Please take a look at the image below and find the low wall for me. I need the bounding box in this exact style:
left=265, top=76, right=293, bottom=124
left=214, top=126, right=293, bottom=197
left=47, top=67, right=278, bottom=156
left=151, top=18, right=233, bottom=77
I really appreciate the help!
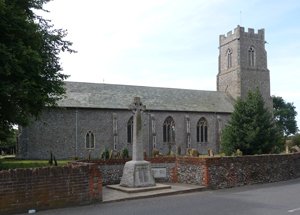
left=91, top=153, right=300, bottom=189
left=89, top=157, right=176, bottom=185
left=2, top=153, right=299, bottom=214
left=0, top=163, right=102, bottom=215
left=205, top=153, right=300, bottom=189
left=175, top=157, right=208, bottom=186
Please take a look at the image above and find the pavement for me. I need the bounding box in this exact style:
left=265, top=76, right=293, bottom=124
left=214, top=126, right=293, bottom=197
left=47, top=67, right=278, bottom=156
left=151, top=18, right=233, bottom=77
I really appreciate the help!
left=103, top=183, right=206, bottom=202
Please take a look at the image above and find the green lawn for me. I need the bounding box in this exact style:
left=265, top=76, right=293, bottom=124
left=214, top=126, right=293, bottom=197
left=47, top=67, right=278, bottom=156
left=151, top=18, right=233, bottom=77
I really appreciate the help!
left=0, top=157, right=71, bottom=170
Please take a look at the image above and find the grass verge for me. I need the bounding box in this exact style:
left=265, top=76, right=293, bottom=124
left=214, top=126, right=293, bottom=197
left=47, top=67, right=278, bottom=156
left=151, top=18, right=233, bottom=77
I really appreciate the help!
left=0, top=157, right=71, bottom=170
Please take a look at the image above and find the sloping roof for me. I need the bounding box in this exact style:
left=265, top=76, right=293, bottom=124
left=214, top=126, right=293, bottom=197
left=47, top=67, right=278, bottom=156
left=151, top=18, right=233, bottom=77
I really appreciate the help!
left=57, top=81, right=235, bottom=113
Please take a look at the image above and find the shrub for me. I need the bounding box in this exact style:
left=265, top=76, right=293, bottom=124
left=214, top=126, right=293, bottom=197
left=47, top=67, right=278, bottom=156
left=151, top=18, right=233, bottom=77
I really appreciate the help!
left=234, top=149, right=243, bottom=156
left=101, top=148, right=110, bottom=160
left=152, top=148, right=160, bottom=157
left=190, top=148, right=199, bottom=157
left=122, top=148, right=129, bottom=159
left=186, top=148, right=192, bottom=156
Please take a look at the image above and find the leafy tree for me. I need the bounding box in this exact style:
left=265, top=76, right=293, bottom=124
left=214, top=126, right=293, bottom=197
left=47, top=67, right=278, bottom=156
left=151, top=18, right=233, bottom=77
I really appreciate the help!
left=272, top=96, right=298, bottom=137
left=221, top=89, right=283, bottom=155
left=0, top=0, right=75, bottom=141
left=292, top=133, right=300, bottom=147
left=0, top=129, right=17, bottom=154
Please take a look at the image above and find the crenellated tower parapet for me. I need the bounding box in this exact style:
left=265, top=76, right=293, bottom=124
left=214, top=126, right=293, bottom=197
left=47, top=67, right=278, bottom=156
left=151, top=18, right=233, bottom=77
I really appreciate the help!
left=219, top=26, right=265, bottom=45
left=217, top=26, right=272, bottom=110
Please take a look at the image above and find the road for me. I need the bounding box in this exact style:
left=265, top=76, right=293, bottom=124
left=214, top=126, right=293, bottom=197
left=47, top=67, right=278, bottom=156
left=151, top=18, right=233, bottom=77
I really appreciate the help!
left=19, top=178, right=300, bottom=215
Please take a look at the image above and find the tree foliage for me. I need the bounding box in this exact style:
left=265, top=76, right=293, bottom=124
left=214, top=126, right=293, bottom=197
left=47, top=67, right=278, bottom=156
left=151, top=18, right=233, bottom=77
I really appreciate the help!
left=291, top=133, right=300, bottom=147
left=221, top=89, right=283, bottom=155
left=0, top=128, right=16, bottom=149
left=0, top=0, right=75, bottom=141
left=272, top=96, right=298, bottom=137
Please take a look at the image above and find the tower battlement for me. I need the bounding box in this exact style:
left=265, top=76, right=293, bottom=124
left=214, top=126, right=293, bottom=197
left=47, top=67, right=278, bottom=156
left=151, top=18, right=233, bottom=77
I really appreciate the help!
left=219, top=26, right=264, bottom=45
left=217, top=26, right=271, bottom=110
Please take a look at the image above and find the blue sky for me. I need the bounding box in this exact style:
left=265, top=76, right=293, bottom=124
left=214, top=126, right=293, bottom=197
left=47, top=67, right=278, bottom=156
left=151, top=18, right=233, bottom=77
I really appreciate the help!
left=42, top=0, right=300, bottom=128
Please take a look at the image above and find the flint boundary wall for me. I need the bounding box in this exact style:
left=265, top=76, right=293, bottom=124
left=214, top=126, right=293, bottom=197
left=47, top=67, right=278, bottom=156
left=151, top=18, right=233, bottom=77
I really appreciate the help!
left=89, top=157, right=177, bottom=185
left=91, top=153, right=300, bottom=188
left=0, top=163, right=102, bottom=215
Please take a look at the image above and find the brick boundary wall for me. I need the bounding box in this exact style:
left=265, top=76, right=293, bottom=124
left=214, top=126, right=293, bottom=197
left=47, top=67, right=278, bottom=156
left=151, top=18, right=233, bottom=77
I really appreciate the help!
left=0, top=163, right=102, bottom=215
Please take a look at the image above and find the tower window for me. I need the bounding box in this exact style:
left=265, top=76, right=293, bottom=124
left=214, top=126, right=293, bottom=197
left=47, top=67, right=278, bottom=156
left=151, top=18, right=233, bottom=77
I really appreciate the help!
left=86, top=131, right=95, bottom=149
left=248, top=46, right=255, bottom=67
left=163, top=116, right=175, bottom=143
left=227, top=49, right=232, bottom=69
left=127, top=116, right=133, bottom=144
left=197, top=118, right=208, bottom=143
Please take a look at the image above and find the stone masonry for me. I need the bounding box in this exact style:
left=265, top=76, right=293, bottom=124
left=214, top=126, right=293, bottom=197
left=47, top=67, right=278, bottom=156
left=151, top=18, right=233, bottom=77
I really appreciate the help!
left=217, top=25, right=272, bottom=109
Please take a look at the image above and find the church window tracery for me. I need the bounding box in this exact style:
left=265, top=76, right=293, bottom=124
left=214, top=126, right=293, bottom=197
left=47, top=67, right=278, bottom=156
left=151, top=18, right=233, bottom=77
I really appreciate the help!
left=85, top=131, right=95, bottom=149
left=163, top=116, right=175, bottom=143
left=197, top=118, right=208, bottom=143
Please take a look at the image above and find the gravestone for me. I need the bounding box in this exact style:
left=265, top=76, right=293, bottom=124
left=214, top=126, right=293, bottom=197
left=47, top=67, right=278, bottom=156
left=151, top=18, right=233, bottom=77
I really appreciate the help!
left=120, top=97, right=156, bottom=187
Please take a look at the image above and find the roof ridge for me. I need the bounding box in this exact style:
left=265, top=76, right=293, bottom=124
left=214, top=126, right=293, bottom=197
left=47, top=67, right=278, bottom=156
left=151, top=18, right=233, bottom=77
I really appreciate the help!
left=64, top=81, right=224, bottom=94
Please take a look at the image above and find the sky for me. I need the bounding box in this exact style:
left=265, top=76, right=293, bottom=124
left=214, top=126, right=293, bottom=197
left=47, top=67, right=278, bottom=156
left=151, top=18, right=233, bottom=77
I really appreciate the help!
left=40, top=0, right=300, bottom=128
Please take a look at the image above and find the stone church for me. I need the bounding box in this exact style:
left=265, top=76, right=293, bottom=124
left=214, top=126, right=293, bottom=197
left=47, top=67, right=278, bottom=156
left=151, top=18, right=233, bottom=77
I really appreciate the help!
left=17, top=26, right=272, bottom=159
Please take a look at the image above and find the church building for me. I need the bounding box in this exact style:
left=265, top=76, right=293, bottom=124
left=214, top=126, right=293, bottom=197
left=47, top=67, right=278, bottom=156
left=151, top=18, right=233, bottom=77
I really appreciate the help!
left=17, top=26, right=271, bottom=159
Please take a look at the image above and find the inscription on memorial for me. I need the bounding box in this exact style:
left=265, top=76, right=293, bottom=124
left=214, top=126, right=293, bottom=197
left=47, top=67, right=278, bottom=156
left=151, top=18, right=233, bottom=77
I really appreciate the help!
left=135, top=164, right=150, bottom=184
left=152, top=168, right=167, bottom=178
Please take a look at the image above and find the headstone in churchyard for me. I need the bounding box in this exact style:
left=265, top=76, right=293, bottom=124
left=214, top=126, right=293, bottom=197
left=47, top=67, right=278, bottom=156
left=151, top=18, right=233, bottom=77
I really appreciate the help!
left=120, top=97, right=156, bottom=187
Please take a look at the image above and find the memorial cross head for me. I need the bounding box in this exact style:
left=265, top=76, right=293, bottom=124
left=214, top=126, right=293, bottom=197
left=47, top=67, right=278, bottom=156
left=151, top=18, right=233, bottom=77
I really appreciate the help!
left=129, top=97, right=146, bottom=113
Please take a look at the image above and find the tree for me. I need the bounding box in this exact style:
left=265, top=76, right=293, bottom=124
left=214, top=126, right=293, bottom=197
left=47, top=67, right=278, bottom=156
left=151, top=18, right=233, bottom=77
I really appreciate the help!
left=272, top=96, right=298, bottom=137
left=221, top=89, right=283, bottom=155
left=0, top=0, right=75, bottom=141
left=0, top=128, right=17, bottom=154
left=292, top=133, right=300, bottom=147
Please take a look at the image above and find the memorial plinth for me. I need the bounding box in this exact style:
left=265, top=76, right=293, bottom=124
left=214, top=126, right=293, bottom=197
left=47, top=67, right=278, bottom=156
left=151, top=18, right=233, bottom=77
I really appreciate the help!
left=120, top=97, right=155, bottom=188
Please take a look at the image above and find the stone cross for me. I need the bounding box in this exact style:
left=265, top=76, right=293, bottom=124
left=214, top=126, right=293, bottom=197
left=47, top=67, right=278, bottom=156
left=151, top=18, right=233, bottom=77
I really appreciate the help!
left=120, top=97, right=155, bottom=187
left=129, top=97, right=146, bottom=161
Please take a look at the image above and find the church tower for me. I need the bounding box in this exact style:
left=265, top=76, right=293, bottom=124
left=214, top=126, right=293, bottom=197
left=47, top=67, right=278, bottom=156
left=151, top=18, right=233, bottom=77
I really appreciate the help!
left=217, top=26, right=272, bottom=109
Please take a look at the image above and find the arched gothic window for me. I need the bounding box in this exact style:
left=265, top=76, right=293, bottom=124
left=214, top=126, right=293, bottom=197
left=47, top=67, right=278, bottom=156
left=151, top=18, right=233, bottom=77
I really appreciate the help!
left=163, top=116, right=175, bottom=143
left=227, top=49, right=232, bottom=69
left=248, top=46, right=255, bottom=67
left=127, top=116, right=133, bottom=144
left=86, top=131, right=95, bottom=149
left=197, top=118, right=208, bottom=143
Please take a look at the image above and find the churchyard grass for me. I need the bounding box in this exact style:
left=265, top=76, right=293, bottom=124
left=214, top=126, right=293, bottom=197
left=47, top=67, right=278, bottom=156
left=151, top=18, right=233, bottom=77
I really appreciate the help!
left=0, top=157, right=71, bottom=170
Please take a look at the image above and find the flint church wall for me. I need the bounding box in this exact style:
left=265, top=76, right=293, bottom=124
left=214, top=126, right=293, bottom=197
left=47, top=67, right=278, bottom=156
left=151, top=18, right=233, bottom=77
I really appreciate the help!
left=18, top=107, right=230, bottom=159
